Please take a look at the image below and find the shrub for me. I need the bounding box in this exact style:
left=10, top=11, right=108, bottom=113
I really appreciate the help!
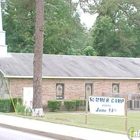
left=15, top=105, right=32, bottom=116
left=11, top=98, right=23, bottom=112
left=72, top=99, right=85, bottom=110
left=24, top=107, right=32, bottom=116
left=0, top=98, right=23, bottom=113
left=0, top=99, right=11, bottom=113
left=64, top=100, right=76, bottom=111
left=16, top=105, right=26, bottom=115
left=48, top=100, right=62, bottom=112
left=12, top=98, right=22, bottom=105
left=13, top=98, right=32, bottom=115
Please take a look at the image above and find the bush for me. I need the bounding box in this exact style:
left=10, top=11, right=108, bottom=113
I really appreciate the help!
left=64, top=100, right=76, bottom=111
left=12, top=98, right=32, bottom=115
left=48, top=100, right=62, bottom=112
left=16, top=105, right=26, bottom=115
left=73, top=99, right=85, bottom=110
left=0, top=99, right=12, bottom=113
left=0, top=98, right=23, bottom=113
left=12, top=98, right=22, bottom=105
left=24, top=107, right=32, bottom=116
left=15, top=104, right=32, bottom=116
left=11, top=98, right=23, bottom=112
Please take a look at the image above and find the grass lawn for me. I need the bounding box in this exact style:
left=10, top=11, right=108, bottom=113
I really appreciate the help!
left=5, top=110, right=140, bottom=134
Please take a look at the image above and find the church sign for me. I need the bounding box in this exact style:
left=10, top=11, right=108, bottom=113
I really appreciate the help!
left=89, top=96, right=125, bottom=116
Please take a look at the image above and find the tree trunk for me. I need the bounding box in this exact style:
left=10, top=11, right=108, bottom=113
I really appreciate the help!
left=32, top=0, right=44, bottom=117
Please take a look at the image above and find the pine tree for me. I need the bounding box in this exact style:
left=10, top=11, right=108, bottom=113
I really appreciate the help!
left=32, top=0, right=44, bottom=117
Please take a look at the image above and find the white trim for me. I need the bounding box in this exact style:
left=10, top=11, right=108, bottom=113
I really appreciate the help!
left=0, top=2, right=3, bottom=31
left=2, top=75, right=140, bottom=80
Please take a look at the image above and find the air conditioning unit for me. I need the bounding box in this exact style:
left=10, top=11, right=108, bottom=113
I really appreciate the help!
left=131, top=100, right=140, bottom=110
left=134, top=100, right=140, bottom=109
left=127, top=100, right=132, bottom=109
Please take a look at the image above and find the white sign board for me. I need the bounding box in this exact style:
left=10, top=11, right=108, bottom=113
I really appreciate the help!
left=89, top=96, right=125, bottom=116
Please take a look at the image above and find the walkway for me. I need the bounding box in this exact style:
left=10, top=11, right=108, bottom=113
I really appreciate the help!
left=0, top=114, right=129, bottom=140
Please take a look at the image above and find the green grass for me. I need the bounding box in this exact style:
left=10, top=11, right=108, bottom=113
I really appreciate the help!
left=3, top=110, right=140, bottom=134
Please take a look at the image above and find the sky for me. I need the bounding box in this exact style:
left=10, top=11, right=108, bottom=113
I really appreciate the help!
left=73, top=0, right=98, bottom=29
left=79, top=11, right=98, bottom=29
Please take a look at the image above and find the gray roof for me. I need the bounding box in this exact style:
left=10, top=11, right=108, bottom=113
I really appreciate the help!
left=0, top=53, right=140, bottom=79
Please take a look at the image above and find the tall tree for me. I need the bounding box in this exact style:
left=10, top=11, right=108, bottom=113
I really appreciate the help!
left=32, top=0, right=44, bottom=116
left=90, top=0, right=140, bottom=57
left=2, top=0, right=35, bottom=53
left=3, top=0, right=87, bottom=55
left=92, top=16, right=121, bottom=56
left=43, top=0, right=87, bottom=55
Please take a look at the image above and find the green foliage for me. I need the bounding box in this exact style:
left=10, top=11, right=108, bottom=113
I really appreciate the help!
left=91, top=0, right=140, bottom=57
left=72, top=99, right=85, bottom=110
left=12, top=98, right=22, bottom=105
left=2, top=0, right=35, bottom=53
left=2, top=0, right=140, bottom=56
left=75, top=99, right=85, bottom=107
left=0, top=98, right=29, bottom=115
left=15, top=103, right=32, bottom=116
left=0, top=98, right=22, bottom=113
left=13, top=97, right=31, bottom=115
left=2, top=0, right=87, bottom=55
left=47, top=100, right=85, bottom=111
left=10, top=98, right=23, bottom=112
left=92, top=16, right=121, bottom=56
left=0, top=99, right=12, bottom=113
left=15, top=105, right=26, bottom=115
left=48, top=100, right=62, bottom=112
left=83, top=46, right=96, bottom=56
left=43, top=0, right=87, bottom=55
left=64, top=100, right=76, bottom=111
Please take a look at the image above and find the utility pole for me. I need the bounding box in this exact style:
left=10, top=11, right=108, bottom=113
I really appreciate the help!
left=32, top=0, right=44, bottom=117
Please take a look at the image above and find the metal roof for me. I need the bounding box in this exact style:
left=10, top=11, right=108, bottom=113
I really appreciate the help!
left=0, top=53, right=140, bottom=79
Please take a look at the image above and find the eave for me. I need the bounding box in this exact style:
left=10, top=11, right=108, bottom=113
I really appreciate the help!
left=3, top=75, right=140, bottom=80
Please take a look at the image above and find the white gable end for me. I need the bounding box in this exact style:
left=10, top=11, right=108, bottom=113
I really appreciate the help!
left=0, top=1, right=7, bottom=56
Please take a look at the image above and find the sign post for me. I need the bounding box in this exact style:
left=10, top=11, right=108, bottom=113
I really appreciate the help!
left=85, top=93, right=89, bottom=124
left=125, top=95, right=128, bottom=131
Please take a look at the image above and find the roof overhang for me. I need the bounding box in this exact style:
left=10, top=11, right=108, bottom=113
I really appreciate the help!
left=2, top=75, right=140, bottom=80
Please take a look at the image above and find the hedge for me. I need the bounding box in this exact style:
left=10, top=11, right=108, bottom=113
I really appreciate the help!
left=0, top=99, right=12, bottom=113
left=48, top=100, right=62, bottom=112
left=75, top=99, right=85, bottom=106
left=64, top=100, right=76, bottom=110
left=11, top=98, right=23, bottom=112
left=0, top=98, right=22, bottom=113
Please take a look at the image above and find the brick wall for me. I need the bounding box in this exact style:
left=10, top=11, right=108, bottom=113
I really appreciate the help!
left=9, top=78, right=140, bottom=105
